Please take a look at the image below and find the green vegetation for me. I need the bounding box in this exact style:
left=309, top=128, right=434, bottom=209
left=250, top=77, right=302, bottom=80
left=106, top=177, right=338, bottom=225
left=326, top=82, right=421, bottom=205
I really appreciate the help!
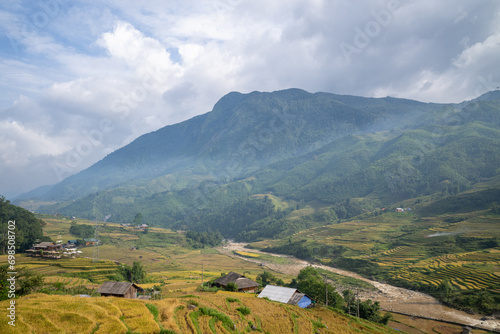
left=291, top=267, right=343, bottom=309
left=0, top=196, right=47, bottom=253
left=190, top=306, right=235, bottom=333
left=29, top=91, right=500, bottom=241
left=11, top=90, right=500, bottom=321
left=185, top=230, right=223, bottom=248
left=256, top=271, right=284, bottom=287
left=236, top=306, right=251, bottom=315
left=343, top=290, right=392, bottom=325
left=118, top=261, right=146, bottom=283
left=69, top=222, right=94, bottom=238
left=0, top=265, right=43, bottom=300
left=256, top=207, right=500, bottom=314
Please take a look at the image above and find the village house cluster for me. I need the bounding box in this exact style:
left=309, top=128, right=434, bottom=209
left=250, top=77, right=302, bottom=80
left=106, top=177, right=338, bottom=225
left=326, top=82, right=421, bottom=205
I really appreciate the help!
left=97, top=271, right=314, bottom=309
left=25, top=238, right=99, bottom=259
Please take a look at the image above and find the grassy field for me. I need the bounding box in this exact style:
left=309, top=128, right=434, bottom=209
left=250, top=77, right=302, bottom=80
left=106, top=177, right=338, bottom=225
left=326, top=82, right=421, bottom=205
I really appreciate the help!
left=0, top=292, right=402, bottom=334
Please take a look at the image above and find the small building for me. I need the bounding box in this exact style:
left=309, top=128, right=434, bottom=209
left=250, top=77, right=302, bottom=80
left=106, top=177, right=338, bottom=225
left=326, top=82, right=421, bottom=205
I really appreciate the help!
left=461, top=327, right=473, bottom=334
left=258, top=285, right=313, bottom=308
left=214, top=272, right=259, bottom=293
left=26, top=242, right=64, bottom=259
left=97, top=281, right=144, bottom=299
left=33, top=241, right=63, bottom=251
left=395, top=208, right=404, bottom=212
left=68, top=240, right=78, bottom=245
left=83, top=238, right=99, bottom=246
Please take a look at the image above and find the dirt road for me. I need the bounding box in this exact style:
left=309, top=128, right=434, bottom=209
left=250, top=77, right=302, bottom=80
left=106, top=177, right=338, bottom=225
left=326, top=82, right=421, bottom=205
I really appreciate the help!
left=218, top=242, right=500, bottom=332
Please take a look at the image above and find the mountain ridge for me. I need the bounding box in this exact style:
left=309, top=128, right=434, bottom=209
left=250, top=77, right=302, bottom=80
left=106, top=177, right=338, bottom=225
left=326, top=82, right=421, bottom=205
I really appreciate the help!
left=15, top=89, right=500, bottom=240
left=18, top=88, right=440, bottom=202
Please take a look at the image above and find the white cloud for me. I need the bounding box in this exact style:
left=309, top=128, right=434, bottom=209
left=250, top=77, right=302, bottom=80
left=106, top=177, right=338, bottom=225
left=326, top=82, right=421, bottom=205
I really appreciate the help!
left=1, top=0, right=500, bottom=197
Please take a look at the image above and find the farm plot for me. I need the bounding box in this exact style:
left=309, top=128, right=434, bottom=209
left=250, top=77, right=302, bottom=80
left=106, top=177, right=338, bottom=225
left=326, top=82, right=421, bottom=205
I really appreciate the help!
left=376, top=246, right=426, bottom=266
left=233, top=250, right=260, bottom=258
left=397, top=265, right=500, bottom=290
left=43, top=276, right=95, bottom=287
left=3, top=255, right=120, bottom=283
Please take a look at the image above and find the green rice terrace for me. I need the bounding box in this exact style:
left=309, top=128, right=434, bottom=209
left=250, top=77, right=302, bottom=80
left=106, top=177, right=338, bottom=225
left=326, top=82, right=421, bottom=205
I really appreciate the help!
left=249, top=209, right=500, bottom=314
left=6, top=257, right=118, bottom=287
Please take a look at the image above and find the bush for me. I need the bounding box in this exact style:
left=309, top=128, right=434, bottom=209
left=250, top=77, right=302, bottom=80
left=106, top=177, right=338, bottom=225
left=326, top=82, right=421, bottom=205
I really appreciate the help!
left=186, top=299, right=199, bottom=306
left=236, top=306, right=251, bottom=315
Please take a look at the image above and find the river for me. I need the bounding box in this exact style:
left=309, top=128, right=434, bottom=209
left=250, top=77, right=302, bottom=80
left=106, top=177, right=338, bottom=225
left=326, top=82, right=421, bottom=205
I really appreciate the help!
left=217, top=242, right=500, bottom=332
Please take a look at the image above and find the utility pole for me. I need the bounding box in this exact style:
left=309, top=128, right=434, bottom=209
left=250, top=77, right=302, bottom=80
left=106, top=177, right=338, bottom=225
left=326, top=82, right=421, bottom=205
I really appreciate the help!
left=324, top=275, right=328, bottom=306
left=356, top=289, right=360, bottom=318
left=347, top=292, right=351, bottom=316
left=93, top=222, right=99, bottom=263
left=202, top=261, right=204, bottom=288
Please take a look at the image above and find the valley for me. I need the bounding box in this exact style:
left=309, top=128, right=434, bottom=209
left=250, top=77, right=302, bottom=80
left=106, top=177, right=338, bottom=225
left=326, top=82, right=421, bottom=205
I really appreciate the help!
left=1, top=213, right=498, bottom=333
left=221, top=242, right=500, bottom=332
left=4, top=89, right=500, bottom=333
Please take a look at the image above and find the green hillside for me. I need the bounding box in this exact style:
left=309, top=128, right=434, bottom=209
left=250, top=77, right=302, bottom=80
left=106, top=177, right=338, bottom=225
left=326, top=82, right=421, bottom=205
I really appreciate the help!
left=15, top=90, right=500, bottom=244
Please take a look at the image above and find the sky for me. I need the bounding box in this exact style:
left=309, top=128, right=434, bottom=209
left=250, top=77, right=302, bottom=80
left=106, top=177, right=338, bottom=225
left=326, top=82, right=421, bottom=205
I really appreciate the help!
left=1, top=0, right=500, bottom=199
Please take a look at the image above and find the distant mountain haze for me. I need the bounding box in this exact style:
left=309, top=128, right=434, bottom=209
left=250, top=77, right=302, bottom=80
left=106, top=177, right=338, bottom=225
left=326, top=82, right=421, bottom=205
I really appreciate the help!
left=18, top=89, right=438, bottom=201
left=16, top=89, right=500, bottom=239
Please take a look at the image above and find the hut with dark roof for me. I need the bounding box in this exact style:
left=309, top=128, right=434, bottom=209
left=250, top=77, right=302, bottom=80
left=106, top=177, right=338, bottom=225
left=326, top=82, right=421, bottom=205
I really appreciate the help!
left=97, top=281, right=144, bottom=299
left=214, top=272, right=259, bottom=293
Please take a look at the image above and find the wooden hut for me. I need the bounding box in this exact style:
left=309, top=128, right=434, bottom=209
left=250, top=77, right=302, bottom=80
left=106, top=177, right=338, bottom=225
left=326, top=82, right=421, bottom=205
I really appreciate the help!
left=214, top=272, right=259, bottom=293
left=97, top=281, right=144, bottom=299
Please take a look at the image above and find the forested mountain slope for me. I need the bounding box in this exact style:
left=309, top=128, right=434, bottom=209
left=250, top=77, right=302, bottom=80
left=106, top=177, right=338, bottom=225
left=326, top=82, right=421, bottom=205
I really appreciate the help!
left=16, top=89, right=500, bottom=239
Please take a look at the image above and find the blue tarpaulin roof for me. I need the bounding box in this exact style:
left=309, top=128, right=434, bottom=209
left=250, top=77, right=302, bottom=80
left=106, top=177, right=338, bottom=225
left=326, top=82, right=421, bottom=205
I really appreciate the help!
left=297, top=295, right=312, bottom=308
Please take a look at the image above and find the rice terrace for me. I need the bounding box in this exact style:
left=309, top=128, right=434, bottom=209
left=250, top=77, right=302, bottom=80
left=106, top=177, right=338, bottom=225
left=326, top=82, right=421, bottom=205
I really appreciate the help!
left=1, top=210, right=500, bottom=333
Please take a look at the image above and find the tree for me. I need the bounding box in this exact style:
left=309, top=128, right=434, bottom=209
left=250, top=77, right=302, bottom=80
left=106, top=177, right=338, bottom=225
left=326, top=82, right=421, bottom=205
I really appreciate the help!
left=132, top=213, right=143, bottom=225
left=343, top=290, right=392, bottom=324
left=256, top=271, right=284, bottom=287
left=131, top=261, right=145, bottom=282
left=0, top=196, right=45, bottom=254
left=119, top=261, right=146, bottom=283
left=358, top=300, right=392, bottom=324
left=225, top=282, right=238, bottom=292
left=295, top=267, right=343, bottom=309
left=437, top=279, right=457, bottom=305
left=69, top=224, right=94, bottom=239
left=185, top=230, right=223, bottom=248
left=0, top=265, right=43, bottom=300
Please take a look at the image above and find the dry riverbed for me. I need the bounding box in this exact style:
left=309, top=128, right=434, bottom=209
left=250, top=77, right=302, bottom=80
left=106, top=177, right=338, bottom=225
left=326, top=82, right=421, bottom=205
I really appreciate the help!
left=218, top=242, right=500, bottom=332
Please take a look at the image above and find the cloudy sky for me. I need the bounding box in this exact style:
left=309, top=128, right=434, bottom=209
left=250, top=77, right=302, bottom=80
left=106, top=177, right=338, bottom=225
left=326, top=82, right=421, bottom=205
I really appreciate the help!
left=1, top=0, right=499, bottom=198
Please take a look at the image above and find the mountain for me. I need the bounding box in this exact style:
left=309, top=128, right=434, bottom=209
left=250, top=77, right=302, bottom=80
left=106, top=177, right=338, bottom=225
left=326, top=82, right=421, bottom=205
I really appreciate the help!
left=18, top=89, right=436, bottom=202
left=16, top=89, right=500, bottom=239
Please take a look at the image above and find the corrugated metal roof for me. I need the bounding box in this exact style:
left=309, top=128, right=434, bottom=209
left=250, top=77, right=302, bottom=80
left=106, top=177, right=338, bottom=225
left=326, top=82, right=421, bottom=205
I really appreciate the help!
left=258, top=285, right=298, bottom=304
